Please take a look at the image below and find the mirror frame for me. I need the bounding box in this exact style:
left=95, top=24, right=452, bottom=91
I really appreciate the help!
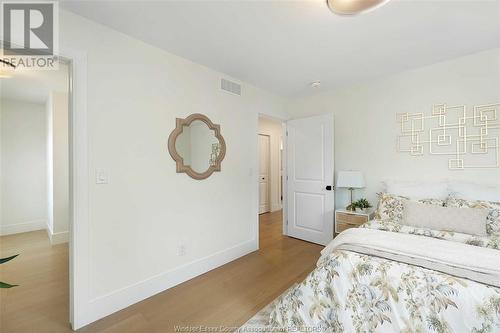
left=168, top=113, right=226, bottom=180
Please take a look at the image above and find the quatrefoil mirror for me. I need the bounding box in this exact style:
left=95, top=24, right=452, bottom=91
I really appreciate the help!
left=168, top=114, right=226, bottom=180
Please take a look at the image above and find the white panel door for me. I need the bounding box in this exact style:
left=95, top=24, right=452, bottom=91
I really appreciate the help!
left=259, top=135, right=270, bottom=214
left=286, top=114, right=334, bottom=245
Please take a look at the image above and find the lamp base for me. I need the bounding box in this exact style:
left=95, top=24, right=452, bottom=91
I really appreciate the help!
left=346, top=187, right=356, bottom=211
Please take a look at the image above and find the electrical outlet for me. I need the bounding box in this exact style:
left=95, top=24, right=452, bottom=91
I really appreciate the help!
left=177, top=244, right=186, bottom=256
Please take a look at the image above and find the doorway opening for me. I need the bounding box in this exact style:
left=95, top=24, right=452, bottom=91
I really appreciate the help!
left=258, top=115, right=285, bottom=241
left=258, top=134, right=271, bottom=214
left=0, top=58, right=72, bottom=331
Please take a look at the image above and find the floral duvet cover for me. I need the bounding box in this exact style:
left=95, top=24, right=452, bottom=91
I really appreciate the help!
left=268, top=222, right=500, bottom=333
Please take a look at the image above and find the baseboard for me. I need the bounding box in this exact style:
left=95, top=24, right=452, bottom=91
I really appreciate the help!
left=48, top=230, right=69, bottom=245
left=271, top=204, right=282, bottom=212
left=45, top=222, right=69, bottom=245
left=0, top=220, right=46, bottom=236
left=79, top=238, right=258, bottom=328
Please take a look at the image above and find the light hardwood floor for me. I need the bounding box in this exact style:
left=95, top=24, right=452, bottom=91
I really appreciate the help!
left=0, top=211, right=322, bottom=332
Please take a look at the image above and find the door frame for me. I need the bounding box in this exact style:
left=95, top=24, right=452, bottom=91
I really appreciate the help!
left=1, top=41, right=89, bottom=329
left=59, top=46, right=89, bottom=330
left=282, top=121, right=288, bottom=236
left=258, top=134, right=271, bottom=214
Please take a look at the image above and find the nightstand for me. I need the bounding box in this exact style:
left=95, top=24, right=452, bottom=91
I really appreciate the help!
left=335, top=209, right=374, bottom=235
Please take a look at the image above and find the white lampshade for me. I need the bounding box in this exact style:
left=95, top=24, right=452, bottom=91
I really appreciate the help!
left=336, top=171, right=365, bottom=189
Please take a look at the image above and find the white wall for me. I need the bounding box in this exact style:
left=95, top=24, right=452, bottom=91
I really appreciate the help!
left=58, top=9, right=288, bottom=328
left=288, top=48, right=500, bottom=209
left=46, top=92, right=70, bottom=244
left=0, top=99, right=47, bottom=235
left=258, top=116, right=283, bottom=212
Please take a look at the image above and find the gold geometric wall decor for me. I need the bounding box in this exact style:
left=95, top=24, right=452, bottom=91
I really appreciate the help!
left=397, top=103, right=500, bottom=170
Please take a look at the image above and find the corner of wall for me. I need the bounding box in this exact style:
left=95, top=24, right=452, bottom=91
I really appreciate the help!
left=47, top=230, right=69, bottom=245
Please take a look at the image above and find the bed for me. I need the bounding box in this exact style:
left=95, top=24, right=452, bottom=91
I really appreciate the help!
left=251, top=183, right=500, bottom=332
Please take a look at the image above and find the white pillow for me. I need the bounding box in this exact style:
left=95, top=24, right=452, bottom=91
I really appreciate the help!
left=384, top=180, right=449, bottom=200
left=404, top=201, right=488, bottom=236
left=446, top=197, right=500, bottom=235
left=448, top=182, right=500, bottom=202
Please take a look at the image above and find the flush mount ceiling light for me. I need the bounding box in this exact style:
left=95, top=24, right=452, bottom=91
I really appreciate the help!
left=0, top=59, right=16, bottom=78
left=326, top=0, right=391, bottom=15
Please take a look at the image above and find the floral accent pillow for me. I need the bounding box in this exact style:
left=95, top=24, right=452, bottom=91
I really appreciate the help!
left=374, top=192, right=444, bottom=222
left=446, top=197, right=500, bottom=235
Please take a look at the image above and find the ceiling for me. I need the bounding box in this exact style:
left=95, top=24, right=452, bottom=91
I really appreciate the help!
left=0, top=63, right=69, bottom=104
left=61, top=0, right=500, bottom=97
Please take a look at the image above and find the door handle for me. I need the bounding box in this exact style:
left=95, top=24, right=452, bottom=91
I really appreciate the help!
left=325, top=185, right=333, bottom=191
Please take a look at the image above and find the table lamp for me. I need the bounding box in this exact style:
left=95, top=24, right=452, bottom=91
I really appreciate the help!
left=336, top=171, right=365, bottom=211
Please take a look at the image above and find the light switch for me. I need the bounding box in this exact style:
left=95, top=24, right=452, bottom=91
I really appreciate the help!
left=95, top=169, right=109, bottom=184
